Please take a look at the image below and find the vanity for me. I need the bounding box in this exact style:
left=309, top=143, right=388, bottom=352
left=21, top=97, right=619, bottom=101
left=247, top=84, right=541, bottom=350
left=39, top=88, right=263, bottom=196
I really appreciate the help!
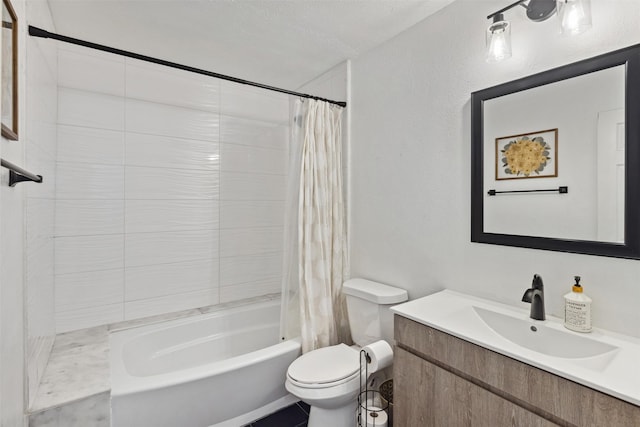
left=391, top=291, right=640, bottom=426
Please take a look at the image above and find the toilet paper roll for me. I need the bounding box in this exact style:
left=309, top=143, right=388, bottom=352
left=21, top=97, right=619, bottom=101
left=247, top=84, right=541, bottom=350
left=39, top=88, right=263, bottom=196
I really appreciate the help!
left=362, top=340, right=393, bottom=372
left=363, top=406, right=388, bottom=427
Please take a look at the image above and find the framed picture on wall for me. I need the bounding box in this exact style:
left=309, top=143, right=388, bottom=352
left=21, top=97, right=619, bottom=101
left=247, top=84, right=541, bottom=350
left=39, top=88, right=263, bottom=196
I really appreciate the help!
left=495, top=128, right=558, bottom=180
left=1, top=0, right=17, bottom=141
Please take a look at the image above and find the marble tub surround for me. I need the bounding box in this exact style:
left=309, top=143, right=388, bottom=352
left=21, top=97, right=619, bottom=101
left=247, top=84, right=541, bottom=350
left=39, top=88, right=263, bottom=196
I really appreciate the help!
left=29, top=392, right=110, bottom=427
left=31, top=326, right=110, bottom=413
left=31, top=306, right=203, bottom=413
left=28, top=294, right=282, bottom=425
left=108, top=307, right=202, bottom=333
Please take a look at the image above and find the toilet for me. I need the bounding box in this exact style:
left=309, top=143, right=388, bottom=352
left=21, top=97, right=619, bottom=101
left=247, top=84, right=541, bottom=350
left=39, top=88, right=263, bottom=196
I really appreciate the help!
left=285, top=278, right=408, bottom=427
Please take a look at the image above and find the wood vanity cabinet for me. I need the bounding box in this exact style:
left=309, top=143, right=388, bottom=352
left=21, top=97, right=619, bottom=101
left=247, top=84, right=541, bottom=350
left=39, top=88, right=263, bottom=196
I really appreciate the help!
left=393, top=315, right=640, bottom=427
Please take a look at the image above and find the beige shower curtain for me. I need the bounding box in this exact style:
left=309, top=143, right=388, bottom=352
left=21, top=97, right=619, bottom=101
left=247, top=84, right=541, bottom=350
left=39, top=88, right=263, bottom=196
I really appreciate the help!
left=295, top=99, right=349, bottom=353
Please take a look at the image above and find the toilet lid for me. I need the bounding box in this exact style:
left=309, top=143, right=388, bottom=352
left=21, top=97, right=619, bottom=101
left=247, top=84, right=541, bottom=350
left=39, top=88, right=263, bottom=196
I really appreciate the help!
left=288, top=343, right=360, bottom=385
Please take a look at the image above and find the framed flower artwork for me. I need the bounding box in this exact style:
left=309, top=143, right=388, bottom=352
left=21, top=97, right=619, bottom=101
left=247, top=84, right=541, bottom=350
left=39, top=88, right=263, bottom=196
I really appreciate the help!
left=495, top=129, right=558, bottom=180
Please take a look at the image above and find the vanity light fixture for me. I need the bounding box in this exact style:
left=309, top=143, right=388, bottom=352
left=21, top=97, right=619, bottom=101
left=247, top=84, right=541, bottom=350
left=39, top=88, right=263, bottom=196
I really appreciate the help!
left=486, top=13, right=512, bottom=63
left=486, top=0, right=592, bottom=63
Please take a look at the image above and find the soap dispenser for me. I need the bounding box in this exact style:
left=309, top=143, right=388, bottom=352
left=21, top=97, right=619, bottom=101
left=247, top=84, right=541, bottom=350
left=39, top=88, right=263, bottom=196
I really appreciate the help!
left=563, top=276, right=592, bottom=333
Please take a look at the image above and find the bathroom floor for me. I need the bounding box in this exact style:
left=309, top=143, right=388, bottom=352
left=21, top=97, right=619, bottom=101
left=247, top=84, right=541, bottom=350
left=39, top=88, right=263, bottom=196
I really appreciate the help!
left=245, top=401, right=310, bottom=427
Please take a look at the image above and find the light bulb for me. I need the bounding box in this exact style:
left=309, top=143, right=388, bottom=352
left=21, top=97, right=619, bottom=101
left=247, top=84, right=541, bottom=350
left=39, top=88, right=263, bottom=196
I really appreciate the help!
left=558, top=0, right=592, bottom=36
left=486, top=15, right=512, bottom=63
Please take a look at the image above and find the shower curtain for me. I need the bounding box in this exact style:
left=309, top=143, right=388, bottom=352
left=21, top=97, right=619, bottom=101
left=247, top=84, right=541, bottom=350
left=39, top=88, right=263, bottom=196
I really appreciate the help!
left=280, top=99, right=349, bottom=353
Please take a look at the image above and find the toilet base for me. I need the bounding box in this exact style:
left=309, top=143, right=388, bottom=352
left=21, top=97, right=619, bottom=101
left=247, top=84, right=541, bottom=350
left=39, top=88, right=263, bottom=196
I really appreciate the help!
left=308, top=401, right=357, bottom=427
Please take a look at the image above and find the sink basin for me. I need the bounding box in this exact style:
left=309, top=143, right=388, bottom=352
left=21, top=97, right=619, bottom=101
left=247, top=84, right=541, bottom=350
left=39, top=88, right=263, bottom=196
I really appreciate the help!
left=472, top=306, right=618, bottom=361
left=390, top=289, right=640, bottom=406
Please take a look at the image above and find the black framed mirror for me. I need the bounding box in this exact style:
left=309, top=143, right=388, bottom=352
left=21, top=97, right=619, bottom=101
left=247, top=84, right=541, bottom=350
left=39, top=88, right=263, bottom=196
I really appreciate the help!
left=471, top=44, right=640, bottom=259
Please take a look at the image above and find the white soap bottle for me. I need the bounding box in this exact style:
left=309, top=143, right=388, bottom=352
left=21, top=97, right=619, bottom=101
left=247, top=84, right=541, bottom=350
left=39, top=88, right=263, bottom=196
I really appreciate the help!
left=564, top=276, right=592, bottom=333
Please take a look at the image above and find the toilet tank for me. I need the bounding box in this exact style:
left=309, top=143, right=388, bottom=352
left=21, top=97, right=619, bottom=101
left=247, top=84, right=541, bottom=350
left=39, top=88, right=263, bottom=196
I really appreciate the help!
left=342, top=278, right=408, bottom=347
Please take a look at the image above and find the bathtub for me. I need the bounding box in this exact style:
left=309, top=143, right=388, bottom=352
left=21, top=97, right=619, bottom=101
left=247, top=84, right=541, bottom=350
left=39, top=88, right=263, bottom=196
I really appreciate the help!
left=110, top=298, right=302, bottom=427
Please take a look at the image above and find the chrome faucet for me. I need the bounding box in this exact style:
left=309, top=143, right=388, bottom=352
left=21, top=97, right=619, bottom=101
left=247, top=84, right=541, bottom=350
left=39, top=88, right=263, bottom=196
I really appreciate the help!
left=522, top=274, right=545, bottom=320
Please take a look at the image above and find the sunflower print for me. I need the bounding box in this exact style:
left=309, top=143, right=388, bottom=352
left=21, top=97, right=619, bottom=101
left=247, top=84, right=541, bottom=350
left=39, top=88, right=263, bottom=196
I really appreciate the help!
left=501, top=136, right=551, bottom=177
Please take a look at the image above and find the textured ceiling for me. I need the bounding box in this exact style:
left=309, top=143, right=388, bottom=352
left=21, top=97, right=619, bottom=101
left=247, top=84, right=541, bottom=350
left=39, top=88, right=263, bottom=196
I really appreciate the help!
left=45, top=0, right=454, bottom=90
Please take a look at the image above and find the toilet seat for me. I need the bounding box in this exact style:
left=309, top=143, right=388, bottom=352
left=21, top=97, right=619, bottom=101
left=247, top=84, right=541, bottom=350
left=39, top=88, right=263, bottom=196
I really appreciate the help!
left=287, top=344, right=361, bottom=389
left=287, top=369, right=360, bottom=390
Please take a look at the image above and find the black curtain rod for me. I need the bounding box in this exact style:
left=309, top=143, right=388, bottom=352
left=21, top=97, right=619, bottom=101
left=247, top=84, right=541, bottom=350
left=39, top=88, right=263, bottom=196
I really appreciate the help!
left=28, top=26, right=347, bottom=108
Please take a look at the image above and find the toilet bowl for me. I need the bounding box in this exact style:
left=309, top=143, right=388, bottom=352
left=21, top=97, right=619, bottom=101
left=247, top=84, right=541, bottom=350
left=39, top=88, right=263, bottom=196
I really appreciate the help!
left=286, top=344, right=361, bottom=425
left=285, top=279, right=408, bottom=427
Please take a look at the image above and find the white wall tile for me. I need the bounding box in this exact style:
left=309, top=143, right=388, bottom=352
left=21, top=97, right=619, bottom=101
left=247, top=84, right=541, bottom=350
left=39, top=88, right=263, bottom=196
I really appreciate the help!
left=25, top=204, right=56, bottom=340
left=26, top=240, right=55, bottom=338
left=125, top=200, right=218, bottom=233
left=125, top=132, right=218, bottom=170
left=220, top=227, right=284, bottom=257
left=27, top=336, right=54, bottom=410
left=55, top=235, right=124, bottom=275
left=126, top=60, right=219, bottom=112
left=58, top=88, right=124, bottom=130
left=28, top=71, right=57, bottom=133
left=220, top=81, right=289, bottom=123
left=219, top=200, right=285, bottom=229
left=26, top=198, right=55, bottom=240
left=27, top=54, right=57, bottom=135
left=56, top=304, right=123, bottom=333
left=125, top=166, right=218, bottom=200
left=28, top=42, right=57, bottom=117
left=26, top=232, right=54, bottom=277
left=26, top=26, right=58, bottom=411
left=124, top=289, right=218, bottom=320
left=125, top=99, right=219, bottom=141
left=26, top=237, right=54, bottom=287
left=57, top=43, right=123, bottom=62
left=56, top=200, right=124, bottom=236
left=125, top=259, right=218, bottom=301
left=56, top=163, right=124, bottom=200
left=220, top=252, right=282, bottom=287
left=220, top=142, right=286, bottom=175
left=28, top=122, right=57, bottom=159
left=220, top=171, right=285, bottom=201
left=220, top=115, right=288, bottom=150
left=220, top=277, right=282, bottom=304
left=58, top=48, right=125, bottom=96
left=51, top=50, right=292, bottom=329
left=55, top=269, right=124, bottom=312
left=57, top=125, right=124, bottom=165
left=125, top=230, right=219, bottom=267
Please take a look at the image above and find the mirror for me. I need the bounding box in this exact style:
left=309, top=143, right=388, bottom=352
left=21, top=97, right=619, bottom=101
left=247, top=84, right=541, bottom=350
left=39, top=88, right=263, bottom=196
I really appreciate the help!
left=471, top=44, right=640, bottom=259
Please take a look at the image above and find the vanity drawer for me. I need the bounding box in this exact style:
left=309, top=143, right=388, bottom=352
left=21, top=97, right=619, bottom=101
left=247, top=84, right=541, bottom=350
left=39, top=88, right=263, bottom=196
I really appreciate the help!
left=394, top=315, right=640, bottom=426
left=394, top=347, right=558, bottom=427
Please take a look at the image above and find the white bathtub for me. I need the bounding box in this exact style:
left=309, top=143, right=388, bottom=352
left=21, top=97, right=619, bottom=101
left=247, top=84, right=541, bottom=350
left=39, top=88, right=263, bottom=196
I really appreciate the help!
left=110, top=298, right=302, bottom=427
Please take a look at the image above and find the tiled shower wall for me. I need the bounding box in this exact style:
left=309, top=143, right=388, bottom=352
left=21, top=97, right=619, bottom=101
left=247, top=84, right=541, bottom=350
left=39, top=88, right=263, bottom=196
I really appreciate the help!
left=55, top=46, right=289, bottom=333
left=25, top=6, right=58, bottom=407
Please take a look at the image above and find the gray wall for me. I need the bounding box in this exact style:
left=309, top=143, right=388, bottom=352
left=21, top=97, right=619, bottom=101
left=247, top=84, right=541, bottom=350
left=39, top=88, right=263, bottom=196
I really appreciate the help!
left=350, top=0, right=640, bottom=337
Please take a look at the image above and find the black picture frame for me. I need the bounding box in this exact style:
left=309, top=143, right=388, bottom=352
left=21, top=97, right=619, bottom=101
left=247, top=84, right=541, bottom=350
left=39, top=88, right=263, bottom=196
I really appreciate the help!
left=471, top=44, right=640, bottom=259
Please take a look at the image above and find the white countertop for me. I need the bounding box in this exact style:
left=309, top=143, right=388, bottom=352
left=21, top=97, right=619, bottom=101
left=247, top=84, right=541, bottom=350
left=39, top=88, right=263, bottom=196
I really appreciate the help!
left=391, top=290, right=640, bottom=406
